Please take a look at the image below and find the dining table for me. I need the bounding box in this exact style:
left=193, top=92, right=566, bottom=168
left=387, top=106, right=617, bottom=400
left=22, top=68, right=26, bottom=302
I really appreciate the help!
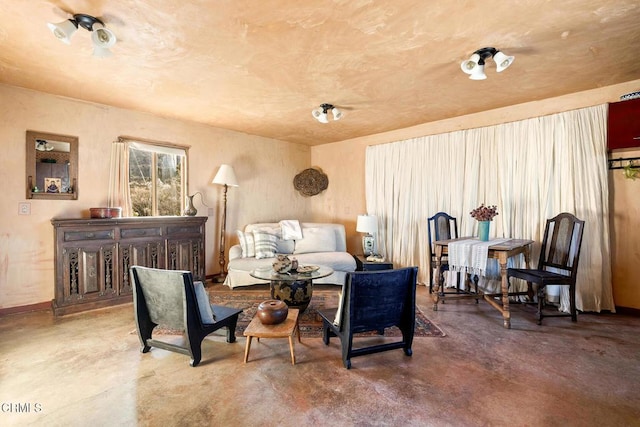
left=431, top=237, right=534, bottom=329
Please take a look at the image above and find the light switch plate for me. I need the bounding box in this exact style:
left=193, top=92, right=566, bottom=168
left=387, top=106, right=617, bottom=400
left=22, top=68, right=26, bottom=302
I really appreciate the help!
left=208, top=208, right=214, bottom=217
left=19, top=202, right=31, bottom=215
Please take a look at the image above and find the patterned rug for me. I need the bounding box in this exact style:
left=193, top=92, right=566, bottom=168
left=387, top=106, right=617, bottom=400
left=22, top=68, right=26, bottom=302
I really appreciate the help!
left=208, top=288, right=446, bottom=338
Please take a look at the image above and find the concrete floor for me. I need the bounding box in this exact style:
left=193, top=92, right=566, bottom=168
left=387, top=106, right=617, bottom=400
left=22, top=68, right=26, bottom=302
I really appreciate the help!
left=1, top=285, right=639, bottom=427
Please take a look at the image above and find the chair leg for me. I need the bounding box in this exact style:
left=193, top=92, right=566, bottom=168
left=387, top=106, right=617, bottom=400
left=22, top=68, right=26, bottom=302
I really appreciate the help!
left=189, top=343, right=203, bottom=367
left=226, top=315, right=239, bottom=343
left=536, top=286, right=545, bottom=325
left=570, top=283, right=578, bottom=322
left=322, top=320, right=331, bottom=345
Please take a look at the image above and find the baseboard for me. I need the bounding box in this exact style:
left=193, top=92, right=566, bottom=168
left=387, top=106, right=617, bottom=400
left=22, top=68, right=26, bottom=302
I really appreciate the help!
left=0, top=301, right=51, bottom=317
left=615, top=306, right=640, bottom=316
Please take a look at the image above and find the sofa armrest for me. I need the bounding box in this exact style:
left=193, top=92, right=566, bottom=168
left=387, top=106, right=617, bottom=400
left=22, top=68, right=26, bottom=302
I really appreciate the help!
left=229, top=244, right=243, bottom=261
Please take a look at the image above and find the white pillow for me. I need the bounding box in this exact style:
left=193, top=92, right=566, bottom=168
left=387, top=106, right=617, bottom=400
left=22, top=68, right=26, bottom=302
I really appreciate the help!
left=193, top=281, right=215, bottom=324
left=236, top=230, right=255, bottom=258
left=280, top=220, right=303, bottom=240
left=294, top=227, right=337, bottom=254
left=253, top=230, right=278, bottom=259
left=256, top=226, right=294, bottom=254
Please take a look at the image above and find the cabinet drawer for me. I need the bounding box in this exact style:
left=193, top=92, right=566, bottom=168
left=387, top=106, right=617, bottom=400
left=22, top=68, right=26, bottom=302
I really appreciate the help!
left=64, top=230, right=115, bottom=241
left=121, top=227, right=162, bottom=239
left=167, top=225, right=202, bottom=236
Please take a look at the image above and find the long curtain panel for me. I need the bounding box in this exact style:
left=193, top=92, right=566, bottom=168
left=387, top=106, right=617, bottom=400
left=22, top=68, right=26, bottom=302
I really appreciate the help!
left=365, top=104, right=614, bottom=313
left=108, top=141, right=133, bottom=216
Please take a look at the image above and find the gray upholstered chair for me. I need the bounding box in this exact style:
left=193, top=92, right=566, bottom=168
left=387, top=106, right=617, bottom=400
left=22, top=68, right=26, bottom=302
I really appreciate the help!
left=130, top=266, right=242, bottom=367
left=318, top=267, right=418, bottom=369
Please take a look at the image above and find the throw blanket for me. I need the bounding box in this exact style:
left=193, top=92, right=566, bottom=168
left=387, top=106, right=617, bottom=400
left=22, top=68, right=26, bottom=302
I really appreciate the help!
left=446, top=238, right=509, bottom=287
left=279, top=220, right=303, bottom=240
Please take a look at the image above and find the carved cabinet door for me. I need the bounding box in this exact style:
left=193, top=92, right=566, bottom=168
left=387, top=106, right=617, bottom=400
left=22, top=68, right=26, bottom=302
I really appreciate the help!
left=61, top=242, right=118, bottom=303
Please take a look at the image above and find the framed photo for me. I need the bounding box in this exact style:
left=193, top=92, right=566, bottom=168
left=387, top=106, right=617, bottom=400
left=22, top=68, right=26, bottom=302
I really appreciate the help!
left=45, top=177, right=61, bottom=193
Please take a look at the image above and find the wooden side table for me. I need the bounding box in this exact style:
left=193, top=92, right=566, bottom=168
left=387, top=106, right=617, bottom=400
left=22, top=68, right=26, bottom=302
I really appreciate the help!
left=353, top=254, right=394, bottom=271
left=243, top=308, right=301, bottom=365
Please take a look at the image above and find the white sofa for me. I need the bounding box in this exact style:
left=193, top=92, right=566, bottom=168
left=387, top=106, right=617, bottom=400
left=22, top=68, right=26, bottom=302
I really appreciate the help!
left=224, top=222, right=357, bottom=289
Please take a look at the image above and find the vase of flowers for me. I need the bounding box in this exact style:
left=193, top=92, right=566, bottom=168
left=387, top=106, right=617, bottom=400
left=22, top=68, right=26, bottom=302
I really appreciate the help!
left=470, top=204, right=498, bottom=241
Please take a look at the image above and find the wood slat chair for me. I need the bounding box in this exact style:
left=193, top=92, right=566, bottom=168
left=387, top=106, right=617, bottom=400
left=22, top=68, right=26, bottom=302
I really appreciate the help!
left=428, top=212, right=477, bottom=298
left=507, top=212, right=585, bottom=324
left=131, top=266, right=242, bottom=367
left=318, top=267, right=418, bottom=369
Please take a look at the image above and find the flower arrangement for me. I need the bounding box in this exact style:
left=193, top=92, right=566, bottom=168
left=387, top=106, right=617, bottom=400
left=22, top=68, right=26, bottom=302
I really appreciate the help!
left=470, top=204, right=499, bottom=222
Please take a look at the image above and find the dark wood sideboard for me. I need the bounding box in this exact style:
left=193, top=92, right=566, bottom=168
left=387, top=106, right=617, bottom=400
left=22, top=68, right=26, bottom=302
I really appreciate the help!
left=51, top=216, right=207, bottom=316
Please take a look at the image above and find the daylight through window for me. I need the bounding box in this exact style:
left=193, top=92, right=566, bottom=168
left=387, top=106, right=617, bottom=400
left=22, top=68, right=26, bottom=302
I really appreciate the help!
left=128, top=142, right=187, bottom=216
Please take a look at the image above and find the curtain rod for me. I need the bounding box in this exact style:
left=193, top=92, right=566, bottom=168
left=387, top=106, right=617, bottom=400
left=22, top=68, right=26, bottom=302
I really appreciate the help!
left=116, top=135, right=190, bottom=150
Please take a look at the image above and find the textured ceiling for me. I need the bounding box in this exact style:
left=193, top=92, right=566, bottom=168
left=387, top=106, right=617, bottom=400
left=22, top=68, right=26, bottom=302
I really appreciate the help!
left=1, top=1, right=640, bottom=145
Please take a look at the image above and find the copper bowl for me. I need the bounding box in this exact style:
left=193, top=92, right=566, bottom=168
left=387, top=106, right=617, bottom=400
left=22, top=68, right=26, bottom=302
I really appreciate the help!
left=90, top=207, right=122, bottom=219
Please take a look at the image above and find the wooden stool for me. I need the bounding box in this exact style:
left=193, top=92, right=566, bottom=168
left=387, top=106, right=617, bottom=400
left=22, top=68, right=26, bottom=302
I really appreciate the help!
left=243, top=308, right=301, bottom=365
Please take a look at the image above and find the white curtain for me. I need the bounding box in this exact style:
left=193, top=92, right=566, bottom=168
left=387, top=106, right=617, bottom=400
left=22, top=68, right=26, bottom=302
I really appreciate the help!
left=365, top=104, right=614, bottom=313
left=108, top=141, right=133, bottom=216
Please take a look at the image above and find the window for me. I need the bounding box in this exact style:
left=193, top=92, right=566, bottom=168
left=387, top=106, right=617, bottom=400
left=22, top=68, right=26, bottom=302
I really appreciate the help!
left=128, top=142, right=187, bottom=216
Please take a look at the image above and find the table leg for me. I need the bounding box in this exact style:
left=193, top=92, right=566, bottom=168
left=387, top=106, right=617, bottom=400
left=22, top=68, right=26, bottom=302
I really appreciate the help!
left=244, top=336, right=253, bottom=363
left=288, top=335, right=296, bottom=365
left=432, top=246, right=443, bottom=311
left=499, top=254, right=511, bottom=329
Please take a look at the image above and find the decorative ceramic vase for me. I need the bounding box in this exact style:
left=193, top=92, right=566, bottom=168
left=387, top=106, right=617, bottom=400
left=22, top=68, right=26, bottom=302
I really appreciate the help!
left=272, top=254, right=292, bottom=273
left=256, top=300, right=288, bottom=325
left=478, top=221, right=490, bottom=241
left=184, top=195, right=197, bottom=216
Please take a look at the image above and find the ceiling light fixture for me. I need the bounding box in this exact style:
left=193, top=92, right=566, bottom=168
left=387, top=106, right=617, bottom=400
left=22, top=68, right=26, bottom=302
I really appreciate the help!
left=47, top=14, right=117, bottom=57
left=460, top=47, right=514, bottom=80
left=312, top=103, right=343, bottom=123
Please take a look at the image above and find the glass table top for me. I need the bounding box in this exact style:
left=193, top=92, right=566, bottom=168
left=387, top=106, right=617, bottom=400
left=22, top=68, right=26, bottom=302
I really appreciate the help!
left=250, top=265, right=334, bottom=282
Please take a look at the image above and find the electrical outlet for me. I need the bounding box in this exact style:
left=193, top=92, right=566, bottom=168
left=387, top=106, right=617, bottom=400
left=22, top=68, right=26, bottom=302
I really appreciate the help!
left=19, top=202, right=31, bottom=215
left=208, top=208, right=214, bottom=217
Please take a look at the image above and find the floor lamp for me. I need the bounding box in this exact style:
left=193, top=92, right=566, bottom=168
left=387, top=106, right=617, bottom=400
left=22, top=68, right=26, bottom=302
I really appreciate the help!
left=212, top=164, right=239, bottom=283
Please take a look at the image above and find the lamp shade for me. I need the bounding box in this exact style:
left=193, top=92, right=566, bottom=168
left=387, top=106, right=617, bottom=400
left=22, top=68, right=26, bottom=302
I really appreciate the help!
left=460, top=53, right=480, bottom=74
left=493, top=51, right=515, bottom=72
left=469, top=63, right=487, bottom=80
left=212, top=164, right=239, bottom=187
left=92, top=24, right=117, bottom=48
left=47, top=19, right=78, bottom=44
left=356, top=215, right=377, bottom=234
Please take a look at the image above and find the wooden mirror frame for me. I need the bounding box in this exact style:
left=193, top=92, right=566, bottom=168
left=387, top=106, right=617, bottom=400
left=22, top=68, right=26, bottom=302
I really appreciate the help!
left=26, top=130, right=79, bottom=200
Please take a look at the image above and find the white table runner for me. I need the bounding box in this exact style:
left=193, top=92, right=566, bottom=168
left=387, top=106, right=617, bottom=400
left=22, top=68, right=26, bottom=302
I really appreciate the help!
left=447, top=238, right=509, bottom=286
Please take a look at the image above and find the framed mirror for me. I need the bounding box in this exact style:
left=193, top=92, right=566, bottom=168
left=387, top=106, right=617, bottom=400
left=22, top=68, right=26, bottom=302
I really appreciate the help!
left=26, top=130, right=78, bottom=200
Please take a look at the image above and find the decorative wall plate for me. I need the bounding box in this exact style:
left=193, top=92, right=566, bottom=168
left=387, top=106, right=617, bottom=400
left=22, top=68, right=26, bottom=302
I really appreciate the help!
left=293, top=168, right=328, bottom=196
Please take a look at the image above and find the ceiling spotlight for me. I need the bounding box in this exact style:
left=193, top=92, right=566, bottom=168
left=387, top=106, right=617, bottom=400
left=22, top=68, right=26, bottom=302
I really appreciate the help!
left=312, top=103, right=343, bottom=123
left=47, top=13, right=117, bottom=57
left=461, top=47, right=514, bottom=80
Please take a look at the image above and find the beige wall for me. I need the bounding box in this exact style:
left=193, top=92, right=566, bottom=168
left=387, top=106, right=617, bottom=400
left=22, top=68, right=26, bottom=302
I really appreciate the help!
left=0, top=84, right=311, bottom=309
left=311, top=79, right=640, bottom=309
left=3, top=79, right=640, bottom=310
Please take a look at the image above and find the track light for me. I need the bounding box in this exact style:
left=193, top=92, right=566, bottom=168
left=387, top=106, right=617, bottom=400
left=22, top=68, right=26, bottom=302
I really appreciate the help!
left=47, top=13, right=117, bottom=57
left=312, top=103, right=343, bottom=123
left=461, top=47, right=514, bottom=79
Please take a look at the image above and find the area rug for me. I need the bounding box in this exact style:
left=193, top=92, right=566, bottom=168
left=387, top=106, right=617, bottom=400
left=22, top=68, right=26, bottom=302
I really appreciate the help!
left=207, top=288, right=446, bottom=338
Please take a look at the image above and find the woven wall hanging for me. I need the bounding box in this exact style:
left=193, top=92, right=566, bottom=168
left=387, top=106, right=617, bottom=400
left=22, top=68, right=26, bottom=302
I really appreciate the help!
left=293, top=168, right=328, bottom=196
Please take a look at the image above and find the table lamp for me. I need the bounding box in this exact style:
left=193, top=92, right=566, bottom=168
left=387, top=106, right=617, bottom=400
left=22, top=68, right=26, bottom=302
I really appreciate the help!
left=212, top=164, right=239, bottom=282
left=356, top=214, right=377, bottom=256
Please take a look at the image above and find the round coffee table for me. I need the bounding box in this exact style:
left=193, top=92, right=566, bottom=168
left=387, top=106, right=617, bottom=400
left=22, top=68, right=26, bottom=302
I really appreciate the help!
left=250, top=265, right=334, bottom=312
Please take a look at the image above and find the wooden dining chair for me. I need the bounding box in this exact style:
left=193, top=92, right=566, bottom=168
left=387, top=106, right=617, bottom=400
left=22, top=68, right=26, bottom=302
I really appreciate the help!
left=507, top=212, right=585, bottom=324
left=427, top=212, right=477, bottom=297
